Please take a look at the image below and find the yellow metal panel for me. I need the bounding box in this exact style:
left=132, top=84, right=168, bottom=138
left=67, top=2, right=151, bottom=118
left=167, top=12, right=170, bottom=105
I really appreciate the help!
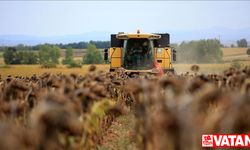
left=109, top=47, right=122, bottom=68
left=109, top=47, right=122, bottom=58
left=165, top=48, right=172, bottom=69
left=165, top=58, right=170, bottom=68
left=155, top=47, right=172, bottom=69
left=165, top=48, right=171, bottom=59
left=164, top=48, right=171, bottom=69
left=111, top=58, right=121, bottom=67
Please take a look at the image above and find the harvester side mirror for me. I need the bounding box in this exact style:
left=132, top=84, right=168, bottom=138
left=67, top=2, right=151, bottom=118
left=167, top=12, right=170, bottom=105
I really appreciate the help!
left=172, top=48, right=177, bottom=62
left=104, top=48, right=108, bottom=61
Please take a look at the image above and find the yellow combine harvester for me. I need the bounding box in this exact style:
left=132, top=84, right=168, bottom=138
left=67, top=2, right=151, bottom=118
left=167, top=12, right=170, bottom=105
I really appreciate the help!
left=104, top=30, right=176, bottom=75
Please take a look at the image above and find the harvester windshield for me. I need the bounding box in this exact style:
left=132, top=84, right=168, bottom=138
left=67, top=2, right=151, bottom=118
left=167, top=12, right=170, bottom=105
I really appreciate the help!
left=123, top=38, right=154, bottom=70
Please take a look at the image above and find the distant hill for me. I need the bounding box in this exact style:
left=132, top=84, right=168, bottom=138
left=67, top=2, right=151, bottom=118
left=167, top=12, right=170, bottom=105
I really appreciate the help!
left=0, top=31, right=112, bottom=46
left=0, top=27, right=250, bottom=46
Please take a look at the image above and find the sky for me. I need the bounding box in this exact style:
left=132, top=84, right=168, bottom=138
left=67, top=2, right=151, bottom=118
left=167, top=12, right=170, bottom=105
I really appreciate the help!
left=0, top=1, right=250, bottom=36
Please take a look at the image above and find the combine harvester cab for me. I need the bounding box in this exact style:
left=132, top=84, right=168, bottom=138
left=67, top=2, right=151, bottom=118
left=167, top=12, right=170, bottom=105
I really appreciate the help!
left=104, top=30, right=176, bottom=75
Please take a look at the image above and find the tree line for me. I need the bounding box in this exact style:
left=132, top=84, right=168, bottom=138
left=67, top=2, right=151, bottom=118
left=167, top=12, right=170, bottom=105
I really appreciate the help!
left=3, top=48, right=38, bottom=64
left=0, top=41, right=110, bottom=52
left=3, top=44, right=103, bottom=67
left=174, top=39, right=223, bottom=63
left=236, top=38, right=248, bottom=47
left=48, top=40, right=110, bottom=50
